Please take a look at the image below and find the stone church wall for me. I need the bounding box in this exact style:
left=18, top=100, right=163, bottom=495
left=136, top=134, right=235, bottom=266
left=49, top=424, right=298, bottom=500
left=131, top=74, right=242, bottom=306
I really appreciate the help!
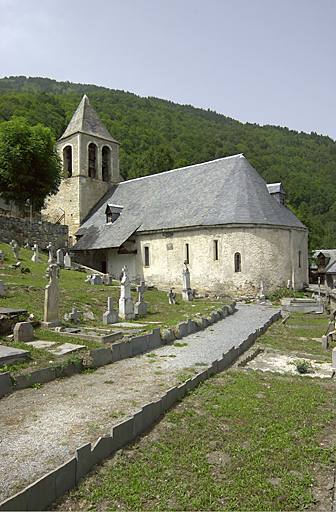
left=0, top=215, right=68, bottom=250
left=133, top=225, right=309, bottom=297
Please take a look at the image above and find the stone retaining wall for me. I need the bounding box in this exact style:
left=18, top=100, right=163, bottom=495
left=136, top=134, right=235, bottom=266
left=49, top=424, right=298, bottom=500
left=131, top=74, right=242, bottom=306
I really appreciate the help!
left=0, top=306, right=281, bottom=511
left=0, top=215, right=69, bottom=250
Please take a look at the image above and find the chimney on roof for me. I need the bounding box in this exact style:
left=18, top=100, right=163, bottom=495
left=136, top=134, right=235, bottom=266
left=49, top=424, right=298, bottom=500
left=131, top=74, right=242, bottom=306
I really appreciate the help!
left=266, top=182, right=286, bottom=206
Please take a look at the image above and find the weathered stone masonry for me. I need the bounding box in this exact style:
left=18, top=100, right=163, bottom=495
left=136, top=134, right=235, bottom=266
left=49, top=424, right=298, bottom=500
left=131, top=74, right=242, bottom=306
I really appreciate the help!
left=0, top=215, right=69, bottom=250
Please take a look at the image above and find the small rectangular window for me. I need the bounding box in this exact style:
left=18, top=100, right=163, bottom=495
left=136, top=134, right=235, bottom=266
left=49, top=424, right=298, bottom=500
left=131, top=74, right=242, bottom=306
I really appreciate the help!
left=185, top=243, right=189, bottom=264
left=144, top=246, right=150, bottom=267
left=213, top=240, right=219, bottom=261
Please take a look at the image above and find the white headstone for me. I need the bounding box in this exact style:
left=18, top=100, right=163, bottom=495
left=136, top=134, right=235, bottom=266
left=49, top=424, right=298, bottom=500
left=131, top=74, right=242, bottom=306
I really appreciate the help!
left=56, top=248, right=64, bottom=267
left=134, top=281, right=147, bottom=316
left=119, top=266, right=134, bottom=320
left=103, top=297, right=119, bottom=324
left=64, top=252, right=71, bottom=269
left=31, top=244, right=41, bottom=263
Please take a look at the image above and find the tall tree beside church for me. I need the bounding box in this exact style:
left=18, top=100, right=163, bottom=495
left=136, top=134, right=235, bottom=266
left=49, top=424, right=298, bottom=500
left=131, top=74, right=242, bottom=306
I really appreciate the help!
left=0, top=117, right=62, bottom=213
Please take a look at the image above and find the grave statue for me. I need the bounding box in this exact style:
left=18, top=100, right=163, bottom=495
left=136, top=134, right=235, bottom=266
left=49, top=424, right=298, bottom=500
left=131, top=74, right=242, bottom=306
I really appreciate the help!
left=42, top=264, right=62, bottom=327
left=118, top=266, right=135, bottom=320
left=134, top=281, right=147, bottom=316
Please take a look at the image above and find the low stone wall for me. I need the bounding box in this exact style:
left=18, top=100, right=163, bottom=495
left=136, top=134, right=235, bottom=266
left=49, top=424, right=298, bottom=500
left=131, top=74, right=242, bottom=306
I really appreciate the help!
left=0, top=306, right=281, bottom=511
left=0, top=215, right=69, bottom=251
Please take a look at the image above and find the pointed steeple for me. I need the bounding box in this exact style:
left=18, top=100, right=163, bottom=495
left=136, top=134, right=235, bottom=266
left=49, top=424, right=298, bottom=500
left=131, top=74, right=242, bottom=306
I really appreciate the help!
left=59, top=94, right=117, bottom=142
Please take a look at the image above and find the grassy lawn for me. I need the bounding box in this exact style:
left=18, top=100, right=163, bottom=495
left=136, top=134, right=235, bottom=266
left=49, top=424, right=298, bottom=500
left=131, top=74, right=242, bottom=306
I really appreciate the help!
left=0, top=241, right=230, bottom=373
left=49, top=313, right=336, bottom=512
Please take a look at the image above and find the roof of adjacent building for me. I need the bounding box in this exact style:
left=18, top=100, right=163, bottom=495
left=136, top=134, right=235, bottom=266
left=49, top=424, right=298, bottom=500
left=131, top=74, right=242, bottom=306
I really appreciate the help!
left=312, top=249, right=336, bottom=274
left=72, top=154, right=307, bottom=251
left=59, top=94, right=118, bottom=143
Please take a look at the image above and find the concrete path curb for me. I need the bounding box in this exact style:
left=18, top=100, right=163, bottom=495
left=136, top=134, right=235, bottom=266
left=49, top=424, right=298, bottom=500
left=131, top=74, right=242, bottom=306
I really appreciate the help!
left=0, top=304, right=281, bottom=511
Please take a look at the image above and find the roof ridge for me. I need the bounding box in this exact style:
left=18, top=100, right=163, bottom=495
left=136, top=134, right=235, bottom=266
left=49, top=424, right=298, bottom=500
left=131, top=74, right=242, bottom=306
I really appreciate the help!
left=117, top=153, right=245, bottom=186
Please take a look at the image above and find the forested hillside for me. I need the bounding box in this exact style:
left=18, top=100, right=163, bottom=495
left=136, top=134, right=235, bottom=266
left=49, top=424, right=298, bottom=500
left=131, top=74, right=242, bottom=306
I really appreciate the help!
left=1, top=75, right=336, bottom=250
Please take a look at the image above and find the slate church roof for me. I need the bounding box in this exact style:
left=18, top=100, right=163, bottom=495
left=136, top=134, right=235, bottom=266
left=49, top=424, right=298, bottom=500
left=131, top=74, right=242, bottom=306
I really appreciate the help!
left=59, top=95, right=118, bottom=143
left=72, top=154, right=307, bottom=251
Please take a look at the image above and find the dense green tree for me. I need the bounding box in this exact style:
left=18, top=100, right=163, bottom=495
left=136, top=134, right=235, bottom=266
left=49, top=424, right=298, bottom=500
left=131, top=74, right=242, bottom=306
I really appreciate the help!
left=0, top=117, right=61, bottom=213
left=0, top=76, right=336, bottom=249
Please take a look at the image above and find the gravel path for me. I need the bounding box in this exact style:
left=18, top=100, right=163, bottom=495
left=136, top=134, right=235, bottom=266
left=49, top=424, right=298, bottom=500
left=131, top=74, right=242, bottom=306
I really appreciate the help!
left=0, top=303, right=279, bottom=504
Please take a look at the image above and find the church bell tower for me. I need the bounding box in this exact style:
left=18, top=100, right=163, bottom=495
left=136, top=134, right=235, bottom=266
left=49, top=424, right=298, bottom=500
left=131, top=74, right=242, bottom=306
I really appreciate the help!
left=44, top=95, right=122, bottom=239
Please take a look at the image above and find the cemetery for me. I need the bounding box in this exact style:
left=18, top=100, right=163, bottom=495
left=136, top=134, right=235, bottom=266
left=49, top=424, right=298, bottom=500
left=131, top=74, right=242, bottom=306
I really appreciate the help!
left=0, top=241, right=236, bottom=387
left=0, top=238, right=335, bottom=511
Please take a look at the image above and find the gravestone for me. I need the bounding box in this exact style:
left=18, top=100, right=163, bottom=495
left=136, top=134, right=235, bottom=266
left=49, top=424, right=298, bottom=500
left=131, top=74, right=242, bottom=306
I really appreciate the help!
left=182, top=260, right=193, bottom=301
left=0, top=280, right=7, bottom=296
left=13, top=322, right=34, bottom=342
left=56, top=248, right=64, bottom=267
left=119, top=266, right=135, bottom=320
left=11, top=240, right=20, bottom=260
left=103, top=297, right=119, bottom=324
left=69, top=307, right=83, bottom=323
left=31, top=244, right=41, bottom=263
left=47, top=242, right=56, bottom=264
left=90, top=274, right=103, bottom=286
left=134, top=281, right=147, bottom=316
left=0, top=250, right=5, bottom=262
left=42, top=263, right=62, bottom=327
left=64, top=252, right=71, bottom=269
left=168, top=289, right=176, bottom=304
left=103, top=274, right=114, bottom=285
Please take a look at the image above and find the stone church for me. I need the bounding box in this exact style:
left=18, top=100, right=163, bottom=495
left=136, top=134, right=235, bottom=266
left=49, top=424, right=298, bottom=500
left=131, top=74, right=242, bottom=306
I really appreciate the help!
left=44, top=95, right=309, bottom=297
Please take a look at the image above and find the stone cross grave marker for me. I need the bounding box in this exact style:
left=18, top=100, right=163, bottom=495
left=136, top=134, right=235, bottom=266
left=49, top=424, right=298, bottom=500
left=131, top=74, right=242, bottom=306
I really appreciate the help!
left=168, top=289, right=176, bottom=304
left=47, top=242, right=56, bottom=264
left=134, top=281, right=147, bottom=316
left=31, top=244, right=41, bottom=263
left=69, top=307, right=83, bottom=323
left=56, top=248, right=64, bottom=267
left=64, top=252, right=71, bottom=269
left=103, top=297, right=119, bottom=324
left=182, top=260, right=193, bottom=301
left=119, top=266, right=135, bottom=320
left=43, top=263, right=62, bottom=326
left=259, top=281, right=266, bottom=302
left=0, top=250, right=5, bottom=262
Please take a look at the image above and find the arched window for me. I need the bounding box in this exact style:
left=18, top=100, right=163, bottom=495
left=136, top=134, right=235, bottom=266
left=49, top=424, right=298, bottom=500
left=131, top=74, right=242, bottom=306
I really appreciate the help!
left=234, top=252, right=241, bottom=272
left=102, top=146, right=110, bottom=182
left=63, top=146, right=72, bottom=178
left=88, top=143, right=97, bottom=179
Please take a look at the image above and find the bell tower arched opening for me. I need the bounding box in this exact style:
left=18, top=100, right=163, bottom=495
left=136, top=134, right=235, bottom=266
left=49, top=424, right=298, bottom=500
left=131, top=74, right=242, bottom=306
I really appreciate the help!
left=88, top=143, right=97, bottom=179
left=63, top=145, right=72, bottom=178
left=102, top=146, right=110, bottom=182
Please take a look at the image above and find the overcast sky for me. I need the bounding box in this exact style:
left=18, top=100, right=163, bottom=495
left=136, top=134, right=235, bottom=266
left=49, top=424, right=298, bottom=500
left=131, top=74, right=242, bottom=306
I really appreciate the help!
left=1, top=0, right=335, bottom=140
